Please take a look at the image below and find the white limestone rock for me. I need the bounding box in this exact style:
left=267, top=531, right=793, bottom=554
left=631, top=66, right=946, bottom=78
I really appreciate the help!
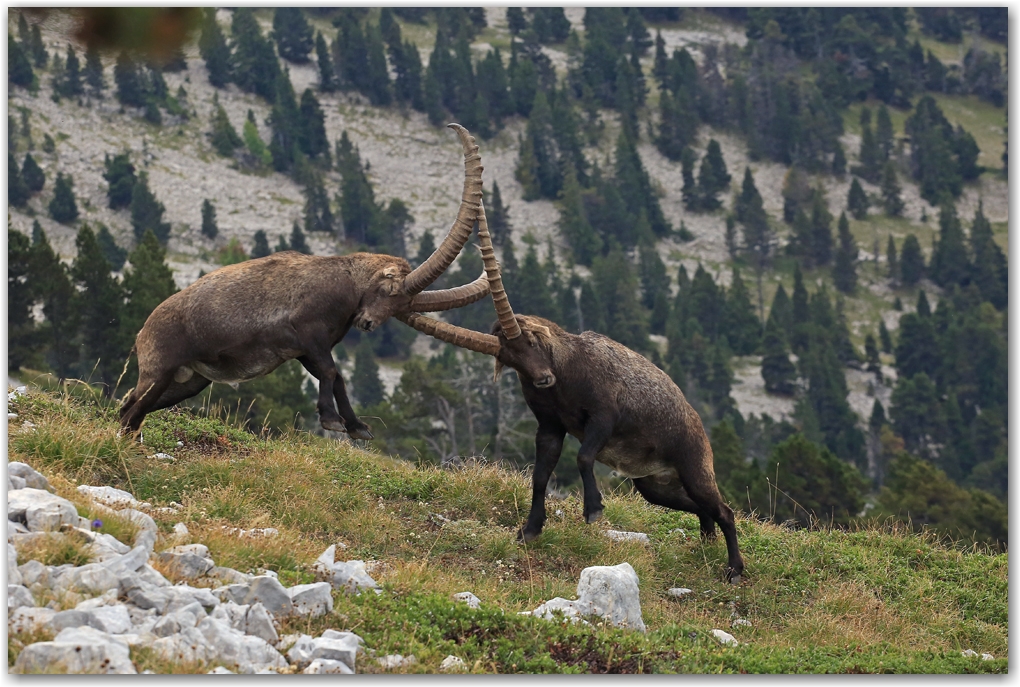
left=453, top=591, right=481, bottom=609
left=313, top=545, right=379, bottom=594
left=8, top=488, right=79, bottom=532
left=304, top=658, right=355, bottom=674
left=243, top=575, right=293, bottom=618
left=711, top=629, right=739, bottom=647
left=156, top=543, right=215, bottom=579
left=287, top=582, right=333, bottom=618
left=8, top=584, right=35, bottom=610
left=8, top=462, right=50, bottom=491
left=378, top=654, right=417, bottom=670
left=76, top=485, right=140, bottom=509
left=8, top=543, right=21, bottom=584
left=86, top=604, right=133, bottom=634
left=439, top=655, right=467, bottom=672
left=525, top=562, right=645, bottom=632
left=605, top=530, right=651, bottom=544
left=210, top=601, right=279, bottom=645
left=8, top=606, right=56, bottom=634
left=667, top=587, right=693, bottom=598
left=14, top=626, right=136, bottom=674
left=196, top=616, right=288, bottom=674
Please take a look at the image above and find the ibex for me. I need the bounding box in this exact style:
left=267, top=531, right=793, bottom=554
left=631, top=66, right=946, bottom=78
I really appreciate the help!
left=120, top=125, right=490, bottom=438
left=399, top=200, right=746, bottom=583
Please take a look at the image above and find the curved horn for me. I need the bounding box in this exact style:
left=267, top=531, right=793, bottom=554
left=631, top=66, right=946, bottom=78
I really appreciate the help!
left=396, top=312, right=501, bottom=356
left=475, top=199, right=522, bottom=339
left=408, top=269, right=490, bottom=312
left=403, top=124, right=483, bottom=296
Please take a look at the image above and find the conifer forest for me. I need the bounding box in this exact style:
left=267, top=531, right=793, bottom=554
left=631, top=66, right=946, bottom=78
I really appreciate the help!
left=7, top=8, right=1008, bottom=548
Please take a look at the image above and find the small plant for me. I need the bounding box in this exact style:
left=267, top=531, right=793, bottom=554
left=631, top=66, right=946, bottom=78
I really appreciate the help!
left=17, top=532, right=92, bottom=567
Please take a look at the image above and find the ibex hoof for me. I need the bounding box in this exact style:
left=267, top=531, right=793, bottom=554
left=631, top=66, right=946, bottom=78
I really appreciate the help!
left=729, top=574, right=742, bottom=585
left=347, top=426, right=374, bottom=441
left=320, top=419, right=346, bottom=433
left=517, top=528, right=541, bottom=543
left=584, top=510, right=603, bottom=524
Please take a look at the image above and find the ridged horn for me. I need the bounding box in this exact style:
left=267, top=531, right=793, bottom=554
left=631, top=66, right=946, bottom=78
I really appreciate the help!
left=403, top=123, right=483, bottom=296
left=396, top=312, right=501, bottom=357
left=475, top=198, right=522, bottom=339
left=408, top=269, right=490, bottom=312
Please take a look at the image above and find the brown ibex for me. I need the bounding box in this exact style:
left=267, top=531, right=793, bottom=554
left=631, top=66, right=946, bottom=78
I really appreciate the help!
left=399, top=200, right=746, bottom=583
left=120, top=124, right=490, bottom=439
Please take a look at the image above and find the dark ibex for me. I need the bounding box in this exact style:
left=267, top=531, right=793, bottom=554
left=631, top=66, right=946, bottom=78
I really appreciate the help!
left=399, top=200, right=745, bottom=583
left=120, top=124, right=490, bottom=438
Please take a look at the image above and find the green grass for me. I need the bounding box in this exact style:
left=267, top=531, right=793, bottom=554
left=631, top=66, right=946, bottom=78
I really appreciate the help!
left=7, top=388, right=1008, bottom=673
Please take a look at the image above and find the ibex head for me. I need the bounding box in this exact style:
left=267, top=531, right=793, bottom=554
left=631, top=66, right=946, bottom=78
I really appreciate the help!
left=354, top=123, right=493, bottom=332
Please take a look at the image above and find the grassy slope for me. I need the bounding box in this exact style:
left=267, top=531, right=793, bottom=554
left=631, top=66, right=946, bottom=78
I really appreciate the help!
left=7, top=389, right=1007, bottom=674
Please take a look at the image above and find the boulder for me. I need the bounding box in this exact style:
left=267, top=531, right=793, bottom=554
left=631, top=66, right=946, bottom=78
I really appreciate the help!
left=8, top=488, right=79, bottom=532
left=9, top=519, right=30, bottom=538
left=149, top=626, right=209, bottom=664
left=164, top=585, right=220, bottom=612
left=212, top=583, right=251, bottom=605
left=76, top=485, right=139, bottom=509
left=287, top=582, right=333, bottom=618
left=156, top=544, right=215, bottom=579
left=304, top=658, right=354, bottom=674
left=8, top=462, right=50, bottom=491
left=152, top=603, right=205, bottom=637
left=86, top=605, right=133, bottom=634
left=207, top=566, right=252, bottom=585
left=119, top=509, right=158, bottom=552
left=667, top=587, right=693, bottom=598
left=8, top=606, right=56, bottom=634
left=196, top=616, right=288, bottom=674
left=137, top=564, right=172, bottom=588
left=53, top=564, right=120, bottom=597
left=605, top=530, right=651, bottom=544
left=287, top=631, right=362, bottom=672
left=210, top=601, right=278, bottom=645
left=9, top=543, right=22, bottom=585
left=711, top=629, right=739, bottom=647
left=8, top=584, right=35, bottom=610
left=243, top=576, right=293, bottom=618
left=119, top=573, right=170, bottom=612
left=440, top=655, right=467, bottom=672
left=285, top=634, right=316, bottom=668
left=9, top=475, right=26, bottom=490
left=525, top=563, right=645, bottom=632
left=377, top=654, right=417, bottom=670
left=313, top=545, right=379, bottom=594
left=17, top=559, right=46, bottom=588
left=49, top=610, right=91, bottom=632
left=73, top=589, right=119, bottom=612
left=452, top=591, right=481, bottom=609
left=172, top=522, right=190, bottom=537
left=208, top=666, right=235, bottom=674
left=75, top=528, right=131, bottom=562
left=731, top=618, right=752, bottom=629
left=14, top=626, right=136, bottom=674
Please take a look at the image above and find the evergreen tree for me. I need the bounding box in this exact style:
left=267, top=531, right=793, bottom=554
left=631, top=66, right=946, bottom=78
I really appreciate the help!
left=364, top=22, right=392, bottom=107
left=315, top=33, right=336, bottom=92
left=8, top=152, right=30, bottom=207
left=875, top=104, right=894, bottom=161
left=734, top=167, right=762, bottom=224
left=71, top=224, right=127, bottom=393
left=790, top=264, right=810, bottom=353
left=352, top=338, right=386, bottom=407
left=878, top=319, right=893, bottom=353
left=886, top=234, right=899, bottom=281
left=231, top=8, right=282, bottom=103
left=864, top=333, right=881, bottom=376
left=592, top=247, right=649, bottom=352
left=273, top=8, right=314, bottom=63
left=413, top=229, right=436, bottom=269
left=8, top=35, right=35, bottom=89
left=968, top=202, right=1007, bottom=309
left=48, top=172, right=79, bottom=223
left=201, top=199, right=218, bottom=239
left=268, top=69, right=301, bottom=172
left=857, top=108, right=881, bottom=182
left=199, top=8, right=231, bottom=88
left=95, top=224, right=127, bottom=271
left=289, top=221, right=311, bottom=254
left=129, top=172, right=171, bottom=244
left=298, top=89, right=330, bottom=162
left=558, top=164, right=600, bottom=265
left=83, top=43, right=106, bottom=97
left=760, top=317, right=797, bottom=395
left=765, top=434, right=866, bottom=527
left=57, top=45, right=84, bottom=99
left=809, top=192, right=833, bottom=267
left=103, top=152, right=136, bottom=209
left=21, top=153, right=44, bottom=194
left=113, top=52, right=145, bottom=108
left=275, top=234, right=290, bottom=252
left=767, top=283, right=793, bottom=337
left=28, top=24, right=47, bottom=68
left=724, top=267, right=761, bottom=355
left=880, top=161, right=904, bottom=216
left=29, top=228, right=79, bottom=380
left=8, top=230, right=38, bottom=371
left=209, top=95, right=242, bottom=156
left=242, top=118, right=272, bottom=168
left=929, top=200, right=970, bottom=288
left=680, top=146, right=698, bottom=210
left=507, top=8, right=527, bottom=36
left=833, top=211, right=857, bottom=294
left=251, top=230, right=271, bottom=258
left=486, top=181, right=511, bottom=247
left=303, top=173, right=334, bottom=235
left=831, top=141, right=847, bottom=176
left=121, top=229, right=177, bottom=342
left=847, top=177, right=869, bottom=220
left=615, top=129, right=670, bottom=236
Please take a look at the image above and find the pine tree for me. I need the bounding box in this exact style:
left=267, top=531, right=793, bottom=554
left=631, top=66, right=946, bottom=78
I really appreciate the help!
left=199, top=7, right=231, bottom=88
left=364, top=22, right=392, bottom=106
left=113, top=52, right=145, bottom=108
left=760, top=317, right=797, bottom=395
left=791, top=264, right=810, bottom=353
left=29, top=227, right=79, bottom=380
left=847, top=177, right=869, bottom=220
left=231, top=8, right=282, bottom=103
left=8, top=152, right=30, bottom=207
left=71, top=224, right=127, bottom=392
left=486, top=181, right=511, bottom=247
left=878, top=319, right=893, bottom=353
left=275, top=234, right=290, bottom=252
left=809, top=192, right=833, bottom=267
left=929, top=200, right=969, bottom=288
left=21, top=152, right=44, bottom=194
left=29, top=24, right=47, bottom=68
left=832, top=141, right=847, bottom=176
left=881, top=161, right=904, bottom=216
left=209, top=95, right=242, bottom=156
left=724, top=267, right=761, bottom=355
left=352, top=338, right=386, bottom=407
left=242, top=118, right=272, bottom=168
left=273, top=8, right=314, bottom=63
left=268, top=69, right=301, bottom=172
left=864, top=333, right=881, bottom=376
left=121, top=229, right=177, bottom=342
left=875, top=104, right=894, bottom=161
left=558, top=164, right=600, bottom=265
left=767, top=283, right=793, bottom=337
left=8, top=229, right=38, bottom=371
left=680, top=146, right=698, bottom=210
left=48, top=172, right=79, bottom=223
left=8, top=35, right=35, bottom=89
left=289, top=221, right=311, bottom=254
left=886, top=235, right=899, bottom=281
left=833, top=211, right=858, bottom=294
left=129, top=172, right=171, bottom=243
left=298, top=89, right=330, bottom=162
left=413, top=229, right=436, bottom=269
left=303, top=173, right=334, bottom=235
left=58, top=45, right=84, bottom=99
left=83, top=43, right=106, bottom=97
left=201, top=199, right=218, bottom=239
left=506, top=8, right=527, bottom=36
left=857, top=108, right=881, bottom=182
left=103, top=152, right=136, bottom=209
left=734, top=167, right=762, bottom=223
left=251, top=230, right=271, bottom=258
left=95, top=224, right=127, bottom=271
left=315, top=33, right=336, bottom=92
left=968, top=202, right=1007, bottom=309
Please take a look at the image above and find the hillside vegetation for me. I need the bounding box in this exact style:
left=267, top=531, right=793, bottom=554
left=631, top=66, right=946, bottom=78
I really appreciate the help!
left=7, top=388, right=1007, bottom=673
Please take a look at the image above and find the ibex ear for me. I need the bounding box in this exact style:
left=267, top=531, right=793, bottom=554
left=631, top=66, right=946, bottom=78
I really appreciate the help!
left=532, top=324, right=551, bottom=339
left=379, top=265, right=404, bottom=294
left=493, top=358, right=504, bottom=383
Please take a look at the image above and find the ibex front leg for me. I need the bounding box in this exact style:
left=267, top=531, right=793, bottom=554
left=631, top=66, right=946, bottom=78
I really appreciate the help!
left=298, top=349, right=372, bottom=440
left=576, top=417, right=614, bottom=524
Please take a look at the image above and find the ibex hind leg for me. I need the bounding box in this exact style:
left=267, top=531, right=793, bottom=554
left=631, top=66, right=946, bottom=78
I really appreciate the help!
left=150, top=374, right=212, bottom=412
left=119, top=370, right=175, bottom=435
